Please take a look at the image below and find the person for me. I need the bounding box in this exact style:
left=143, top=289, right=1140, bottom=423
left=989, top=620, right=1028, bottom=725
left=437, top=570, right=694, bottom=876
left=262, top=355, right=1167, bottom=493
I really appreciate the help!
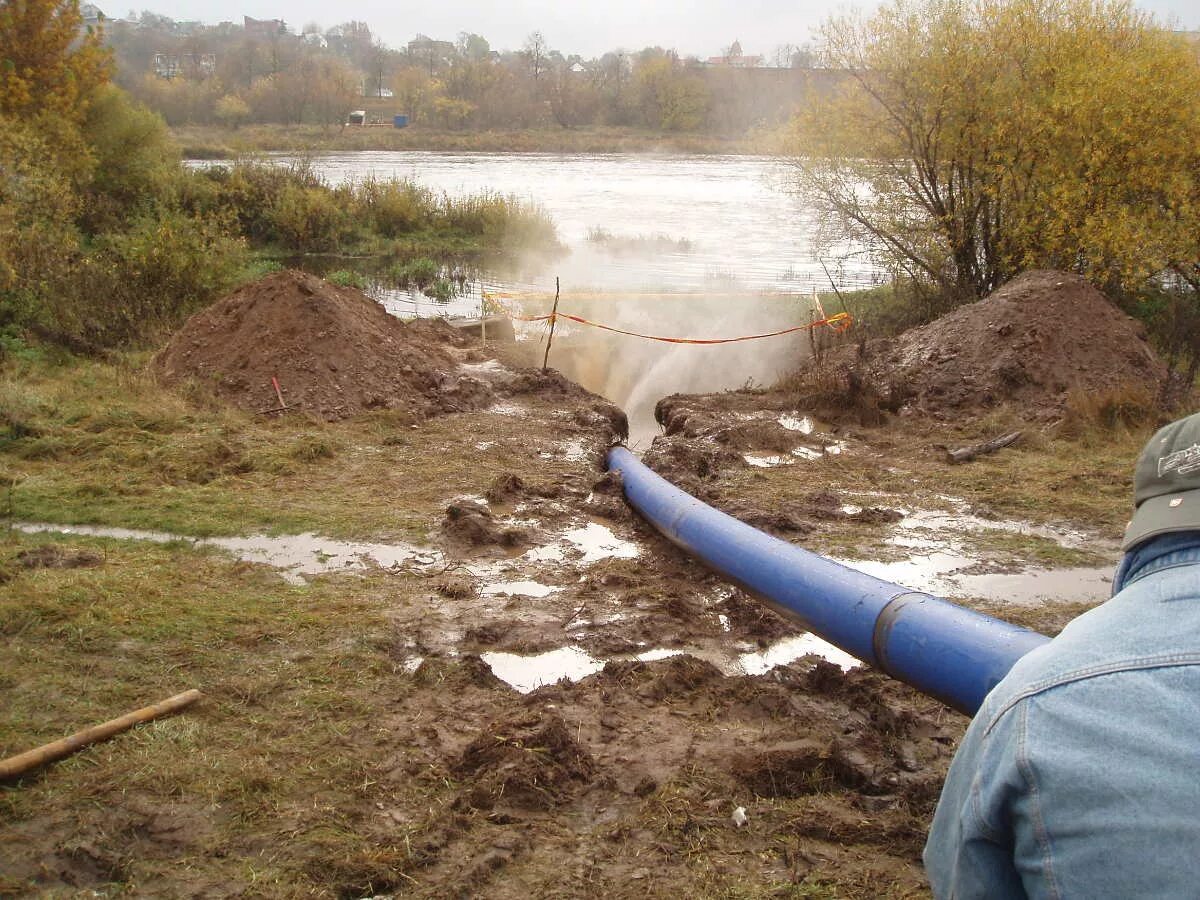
left=923, top=411, right=1200, bottom=898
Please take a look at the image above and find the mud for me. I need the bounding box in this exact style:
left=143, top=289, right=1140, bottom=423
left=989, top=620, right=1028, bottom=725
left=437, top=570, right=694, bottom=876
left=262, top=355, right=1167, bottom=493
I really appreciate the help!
left=155, top=270, right=631, bottom=436
left=4, top=274, right=1134, bottom=897
left=810, top=270, right=1168, bottom=422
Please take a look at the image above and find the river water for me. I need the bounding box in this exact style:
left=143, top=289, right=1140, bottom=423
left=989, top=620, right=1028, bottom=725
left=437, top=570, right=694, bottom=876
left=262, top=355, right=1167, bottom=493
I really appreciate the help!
left=292, top=151, right=881, bottom=298
left=258, top=151, right=885, bottom=443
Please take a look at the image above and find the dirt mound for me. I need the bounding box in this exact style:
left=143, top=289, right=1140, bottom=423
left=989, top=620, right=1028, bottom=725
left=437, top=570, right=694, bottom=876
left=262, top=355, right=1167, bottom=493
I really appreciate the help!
left=154, top=270, right=494, bottom=421
left=844, top=270, right=1167, bottom=419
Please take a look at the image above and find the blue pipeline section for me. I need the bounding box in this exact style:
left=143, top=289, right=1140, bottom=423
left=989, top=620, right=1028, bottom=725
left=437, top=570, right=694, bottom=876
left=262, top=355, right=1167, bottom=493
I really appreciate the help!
left=607, top=446, right=1051, bottom=715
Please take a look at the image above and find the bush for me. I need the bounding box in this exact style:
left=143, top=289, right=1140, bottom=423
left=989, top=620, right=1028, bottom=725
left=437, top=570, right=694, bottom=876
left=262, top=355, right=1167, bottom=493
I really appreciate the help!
left=353, top=178, right=431, bottom=236
left=326, top=269, right=367, bottom=289
left=79, top=86, right=180, bottom=232
left=43, top=210, right=248, bottom=348
left=389, top=257, right=439, bottom=288
left=268, top=183, right=348, bottom=252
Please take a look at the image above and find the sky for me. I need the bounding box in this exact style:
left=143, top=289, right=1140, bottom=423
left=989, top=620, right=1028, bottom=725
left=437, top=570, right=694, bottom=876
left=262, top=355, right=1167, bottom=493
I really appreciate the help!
left=126, top=0, right=1200, bottom=59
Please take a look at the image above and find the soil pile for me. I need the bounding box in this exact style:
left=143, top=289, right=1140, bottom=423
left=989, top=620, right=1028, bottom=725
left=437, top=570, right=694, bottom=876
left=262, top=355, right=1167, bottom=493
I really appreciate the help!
left=845, top=270, right=1167, bottom=419
left=154, top=270, right=493, bottom=421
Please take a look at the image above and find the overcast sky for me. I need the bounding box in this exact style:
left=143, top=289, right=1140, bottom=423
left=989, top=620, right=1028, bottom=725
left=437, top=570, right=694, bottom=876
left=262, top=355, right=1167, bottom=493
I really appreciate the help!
left=127, top=0, right=1200, bottom=58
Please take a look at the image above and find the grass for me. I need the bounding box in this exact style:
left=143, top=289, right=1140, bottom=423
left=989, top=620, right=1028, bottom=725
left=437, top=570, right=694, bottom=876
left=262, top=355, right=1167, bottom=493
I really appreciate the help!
left=0, top=349, right=568, bottom=541
left=0, top=530, right=448, bottom=895
left=721, top=411, right=1149, bottom=563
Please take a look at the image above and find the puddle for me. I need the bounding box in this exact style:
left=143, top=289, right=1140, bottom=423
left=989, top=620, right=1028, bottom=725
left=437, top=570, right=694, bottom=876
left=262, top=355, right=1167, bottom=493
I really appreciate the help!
left=524, top=544, right=567, bottom=563
left=826, top=493, right=1119, bottom=606
left=737, top=634, right=861, bottom=674
left=561, top=522, right=641, bottom=564
left=635, top=648, right=683, bottom=662
left=745, top=454, right=793, bottom=468
left=460, top=359, right=505, bottom=376
left=14, top=522, right=441, bottom=585
left=488, top=402, right=525, bottom=416
left=480, top=646, right=605, bottom=693
left=779, top=415, right=814, bottom=434
left=558, top=440, right=589, bottom=462
left=954, top=566, right=1113, bottom=605
left=480, top=633, right=861, bottom=694
left=482, top=581, right=559, bottom=598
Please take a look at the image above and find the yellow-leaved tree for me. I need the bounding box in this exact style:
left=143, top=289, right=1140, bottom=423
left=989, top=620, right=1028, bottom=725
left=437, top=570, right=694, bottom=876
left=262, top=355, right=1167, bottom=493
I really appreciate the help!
left=0, top=0, right=111, bottom=121
left=792, top=0, right=1200, bottom=303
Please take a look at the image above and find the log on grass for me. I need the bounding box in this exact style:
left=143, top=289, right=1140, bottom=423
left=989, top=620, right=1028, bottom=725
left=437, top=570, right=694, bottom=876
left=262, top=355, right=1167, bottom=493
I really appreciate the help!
left=0, top=689, right=202, bottom=781
left=945, top=431, right=1023, bottom=464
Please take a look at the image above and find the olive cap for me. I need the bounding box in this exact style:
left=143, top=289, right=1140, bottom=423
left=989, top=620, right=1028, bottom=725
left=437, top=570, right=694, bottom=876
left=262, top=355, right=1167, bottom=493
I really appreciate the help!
left=1124, top=412, right=1200, bottom=551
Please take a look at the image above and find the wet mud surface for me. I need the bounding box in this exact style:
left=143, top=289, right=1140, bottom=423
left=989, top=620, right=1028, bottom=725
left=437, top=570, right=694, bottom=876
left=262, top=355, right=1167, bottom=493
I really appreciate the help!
left=1, top=305, right=1131, bottom=897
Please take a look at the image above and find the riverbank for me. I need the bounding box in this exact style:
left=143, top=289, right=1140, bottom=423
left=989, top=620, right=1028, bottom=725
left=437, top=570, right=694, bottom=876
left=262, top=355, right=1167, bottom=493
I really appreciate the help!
left=0, top=300, right=1150, bottom=895
left=173, top=124, right=784, bottom=159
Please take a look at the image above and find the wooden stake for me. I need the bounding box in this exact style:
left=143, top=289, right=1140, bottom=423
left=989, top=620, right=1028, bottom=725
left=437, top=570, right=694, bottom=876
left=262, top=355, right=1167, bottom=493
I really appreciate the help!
left=946, top=431, right=1023, bottom=464
left=0, top=690, right=202, bottom=781
left=542, top=277, right=561, bottom=373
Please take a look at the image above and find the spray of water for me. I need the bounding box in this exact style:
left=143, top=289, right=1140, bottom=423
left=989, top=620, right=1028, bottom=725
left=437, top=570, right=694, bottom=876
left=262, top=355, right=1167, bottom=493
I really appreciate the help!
left=516, top=245, right=820, bottom=448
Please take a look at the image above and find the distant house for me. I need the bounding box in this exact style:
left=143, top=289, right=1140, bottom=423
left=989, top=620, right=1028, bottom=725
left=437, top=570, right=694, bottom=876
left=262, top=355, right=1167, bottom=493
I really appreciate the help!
left=80, top=3, right=104, bottom=27
left=705, top=54, right=765, bottom=68
left=407, top=36, right=456, bottom=56
left=302, top=32, right=328, bottom=49
left=243, top=16, right=285, bottom=37
left=363, top=84, right=394, bottom=98
left=153, top=51, right=217, bottom=79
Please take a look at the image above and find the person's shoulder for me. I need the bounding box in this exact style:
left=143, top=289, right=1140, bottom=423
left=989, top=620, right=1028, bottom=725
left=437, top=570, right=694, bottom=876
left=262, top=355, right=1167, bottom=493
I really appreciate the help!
left=980, top=568, right=1200, bottom=733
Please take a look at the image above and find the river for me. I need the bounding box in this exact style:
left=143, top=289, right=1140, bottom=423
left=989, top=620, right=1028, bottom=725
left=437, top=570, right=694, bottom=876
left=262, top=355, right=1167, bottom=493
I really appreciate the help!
left=263, top=151, right=883, bottom=444
left=289, top=151, right=880, bottom=298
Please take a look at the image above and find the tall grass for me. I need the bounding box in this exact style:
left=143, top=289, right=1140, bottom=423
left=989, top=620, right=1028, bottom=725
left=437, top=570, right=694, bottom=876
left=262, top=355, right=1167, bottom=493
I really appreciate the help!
left=182, top=161, right=560, bottom=257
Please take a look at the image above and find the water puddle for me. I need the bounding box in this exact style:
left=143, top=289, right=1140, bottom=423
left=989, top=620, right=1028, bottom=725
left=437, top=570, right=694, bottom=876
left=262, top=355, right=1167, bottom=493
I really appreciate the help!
left=460, top=359, right=505, bottom=377
left=488, top=402, right=525, bottom=416
left=561, top=522, right=641, bottom=564
left=779, top=415, right=814, bottom=434
left=480, top=646, right=605, bottom=693
left=481, top=581, right=559, bottom=598
left=14, top=523, right=441, bottom=585
left=745, top=454, right=793, bottom=468
left=477, top=633, right=860, bottom=694
left=737, top=634, right=861, bottom=675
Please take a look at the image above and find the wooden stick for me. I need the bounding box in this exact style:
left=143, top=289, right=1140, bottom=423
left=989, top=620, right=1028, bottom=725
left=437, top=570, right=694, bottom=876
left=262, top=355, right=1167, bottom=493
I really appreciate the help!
left=0, top=690, right=202, bottom=781
left=945, top=431, right=1023, bottom=464
left=271, top=376, right=287, bottom=410
left=542, top=277, right=561, bottom=373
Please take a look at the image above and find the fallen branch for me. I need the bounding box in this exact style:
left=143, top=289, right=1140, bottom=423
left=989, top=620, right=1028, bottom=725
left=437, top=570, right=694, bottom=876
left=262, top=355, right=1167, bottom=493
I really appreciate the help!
left=945, top=431, right=1023, bottom=464
left=0, top=689, right=202, bottom=781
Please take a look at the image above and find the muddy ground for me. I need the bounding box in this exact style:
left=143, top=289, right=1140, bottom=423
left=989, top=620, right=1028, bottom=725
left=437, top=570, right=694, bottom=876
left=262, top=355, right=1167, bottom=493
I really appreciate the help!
left=0, top=309, right=1147, bottom=897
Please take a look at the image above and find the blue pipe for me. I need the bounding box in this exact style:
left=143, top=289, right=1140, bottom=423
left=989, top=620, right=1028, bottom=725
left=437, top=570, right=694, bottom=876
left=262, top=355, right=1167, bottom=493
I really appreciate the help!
left=606, top=446, right=1050, bottom=715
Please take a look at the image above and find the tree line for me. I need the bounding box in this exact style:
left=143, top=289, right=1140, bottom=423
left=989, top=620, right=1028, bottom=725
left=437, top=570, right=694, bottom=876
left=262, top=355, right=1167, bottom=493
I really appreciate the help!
left=791, top=0, right=1200, bottom=381
left=106, top=13, right=824, bottom=133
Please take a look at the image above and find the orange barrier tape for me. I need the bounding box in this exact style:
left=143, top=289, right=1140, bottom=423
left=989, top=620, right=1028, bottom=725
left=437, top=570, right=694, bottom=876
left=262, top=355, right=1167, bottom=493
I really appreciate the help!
left=507, top=310, right=853, bottom=343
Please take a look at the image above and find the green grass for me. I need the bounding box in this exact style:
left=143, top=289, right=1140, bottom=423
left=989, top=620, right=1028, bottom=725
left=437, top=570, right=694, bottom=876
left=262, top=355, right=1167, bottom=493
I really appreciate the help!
left=0, top=530, right=446, bottom=895
left=0, top=350, right=562, bottom=541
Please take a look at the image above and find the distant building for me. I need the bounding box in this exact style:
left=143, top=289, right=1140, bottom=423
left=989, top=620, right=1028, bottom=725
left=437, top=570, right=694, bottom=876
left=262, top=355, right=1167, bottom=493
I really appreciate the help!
left=243, top=16, right=285, bottom=37
left=705, top=54, right=765, bottom=68
left=80, top=3, right=104, bottom=27
left=407, top=36, right=455, bottom=56
left=153, top=51, right=217, bottom=79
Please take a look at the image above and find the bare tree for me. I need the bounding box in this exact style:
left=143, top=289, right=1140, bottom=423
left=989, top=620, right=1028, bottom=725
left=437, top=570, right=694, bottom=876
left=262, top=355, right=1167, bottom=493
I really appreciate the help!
left=524, top=31, right=548, bottom=82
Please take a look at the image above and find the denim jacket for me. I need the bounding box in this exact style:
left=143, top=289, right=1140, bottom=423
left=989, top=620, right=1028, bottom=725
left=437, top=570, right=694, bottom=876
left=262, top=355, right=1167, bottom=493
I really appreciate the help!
left=923, top=533, right=1200, bottom=899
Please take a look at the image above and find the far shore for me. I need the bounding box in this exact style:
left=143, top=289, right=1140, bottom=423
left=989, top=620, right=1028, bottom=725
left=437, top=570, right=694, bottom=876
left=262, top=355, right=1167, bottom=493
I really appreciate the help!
left=172, top=123, right=785, bottom=159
